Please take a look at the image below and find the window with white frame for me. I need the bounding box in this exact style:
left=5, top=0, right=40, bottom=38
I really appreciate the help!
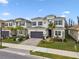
left=32, top=22, right=36, bottom=26
left=55, top=31, right=61, bottom=36
left=20, top=22, right=25, bottom=26
left=55, top=20, right=62, bottom=25
left=9, top=23, right=13, bottom=26
left=38, top=22, right=42, bottom=26
left=5, top=23, right=8, bottom=26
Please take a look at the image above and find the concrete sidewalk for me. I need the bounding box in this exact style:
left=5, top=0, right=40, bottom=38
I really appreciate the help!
left=0, top=48, right=49, bottom=59
left=2, top=42, right=79, bottom=58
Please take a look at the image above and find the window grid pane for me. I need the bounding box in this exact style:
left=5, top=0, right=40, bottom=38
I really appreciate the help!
left=38, top=22, right=42, bottom=25
left=32, top=22, right=36, bottom=26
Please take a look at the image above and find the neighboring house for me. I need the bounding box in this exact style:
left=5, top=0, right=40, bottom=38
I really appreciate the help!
left=5, top=20, right=14, bottom=27
left=0, top=20, right=10, bottom=38
left=68, top=25, right=79, bottom=42
left=14, top=18, right=31, bottom=36
left=4, top=18, right=31, bottom=37
left=28, top=15, right=65, bottom=39
left=15, top=18, right=31, bottom=28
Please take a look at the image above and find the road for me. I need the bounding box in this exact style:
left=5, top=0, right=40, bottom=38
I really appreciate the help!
left=0, top=51, right=41, bottom=59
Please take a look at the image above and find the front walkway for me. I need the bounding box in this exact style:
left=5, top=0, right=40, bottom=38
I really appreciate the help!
left=21, top=38, right=42, bottom=46
left=2, top=42, right=79, bottom=58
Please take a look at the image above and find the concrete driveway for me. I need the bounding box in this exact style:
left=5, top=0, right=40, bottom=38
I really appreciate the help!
left=21, top=38, right=42, bottom=46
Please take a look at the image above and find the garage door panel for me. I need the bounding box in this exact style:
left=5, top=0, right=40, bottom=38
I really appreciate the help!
left=31, top=32, right=43, bottom=38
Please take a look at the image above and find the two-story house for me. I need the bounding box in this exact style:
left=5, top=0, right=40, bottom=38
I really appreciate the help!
left=4, top=18, right=31, bottom=37
left=0, top=20, right=10, bottom=38
left=28, top=17, right=48, bottom=38
left=14, top=18, right=31, bottom=36
left=28, top=15, right=65, bottom=40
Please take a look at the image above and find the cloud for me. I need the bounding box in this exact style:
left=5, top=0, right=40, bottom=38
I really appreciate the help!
left=63, top=11, right=70, bottom=14
left=60, top=15, right=66, bottom=17
left=0, top=0, right=8, bottom=4
left=2, top=12, right=10, bottom=16
left=25, top=17, right=30, bottom=20
left=38, top=9, right=43, bottom=12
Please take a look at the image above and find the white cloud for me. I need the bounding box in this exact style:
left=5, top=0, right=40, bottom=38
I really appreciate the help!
left=25, top=17, right=30, bottom=20
left=2, top=12, right=10, bottom=16
left=0, top=0, right=8, bottom=4
left=60, top=15, right=66, bottom=17
left=63, top=11, right=70, bottom=14
left=38, top=9, right=43, bottom=12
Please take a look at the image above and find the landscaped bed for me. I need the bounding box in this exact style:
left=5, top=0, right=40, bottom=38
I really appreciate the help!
left=38, top=35, right=79, bottom=52
left=30, top=51, right=77, bottom=59
left=2, top=36, right=28, bottom=44
left=2, top=38, right=19, bottom=44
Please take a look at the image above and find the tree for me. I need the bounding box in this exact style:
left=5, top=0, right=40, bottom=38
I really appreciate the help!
left=48, top=22, right=55, bottom=29
left=48, top=22, right=55, bottom=41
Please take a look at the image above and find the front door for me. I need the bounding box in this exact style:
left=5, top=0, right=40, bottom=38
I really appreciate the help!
left=48, top=29, right=52, bottom=37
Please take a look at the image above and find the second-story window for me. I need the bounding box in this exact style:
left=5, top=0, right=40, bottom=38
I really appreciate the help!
left=55, top=20, right=62, bottom=25
left=5, top=23, right=8, bottom=26
left=32, top=22, right=36, bottom=26
left=16, top=22, right=18, bottom=26
left=9, top=23, right=12, bottom=26
left=38, top=22, right=42, bottom=26
left=20, top=22, right=25, bottom=26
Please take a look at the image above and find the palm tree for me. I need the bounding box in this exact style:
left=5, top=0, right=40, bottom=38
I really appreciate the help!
left=48, top=22, right=55, bottom=41
left=15, top=26, right=26, bottom=36
left=48, top=22, right=55, bottom=29
left=11, top=27, right=17, bottom=37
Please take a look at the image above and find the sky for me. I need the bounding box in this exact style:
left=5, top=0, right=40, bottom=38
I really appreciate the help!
left=0, top=0, right=79, bottom=23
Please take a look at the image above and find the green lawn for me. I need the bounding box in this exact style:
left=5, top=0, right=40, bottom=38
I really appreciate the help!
left=2, top=38, right=19, bottom=44
left=0, top=45, right=7, bottom=49
left=38, top=35, right=79, bottom=52
left=30, top=51, right=77, bottom=59
left=2, top=37, right=26, bottom=44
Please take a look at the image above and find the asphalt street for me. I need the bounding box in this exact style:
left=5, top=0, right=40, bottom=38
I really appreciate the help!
left=0, top=51, right=41, bottom=59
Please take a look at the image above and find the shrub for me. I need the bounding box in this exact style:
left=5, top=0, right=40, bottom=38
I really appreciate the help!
left=53, top=37, right=62, bottom=42
left=18, top=36, right=24, bottom=41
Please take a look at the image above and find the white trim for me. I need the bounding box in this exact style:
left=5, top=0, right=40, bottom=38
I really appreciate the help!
left=54, top=30, right=62, bottom=37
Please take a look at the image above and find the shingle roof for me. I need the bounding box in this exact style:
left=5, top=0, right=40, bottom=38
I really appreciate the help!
left=0, top=20, right=5, bottom=23
left=31, top=17, right=44, bottom=20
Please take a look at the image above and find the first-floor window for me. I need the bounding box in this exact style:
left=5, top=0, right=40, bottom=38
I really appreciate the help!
left=55, top=31, right=61, bottom=36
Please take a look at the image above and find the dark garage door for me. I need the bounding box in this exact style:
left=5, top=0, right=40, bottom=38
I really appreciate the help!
left=31, top=31, right=43, bottom=38
left=1, top=31, right=9, bottom=38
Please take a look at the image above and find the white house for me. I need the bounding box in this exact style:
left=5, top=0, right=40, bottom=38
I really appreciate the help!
left=28, top=17, right=48, bottom=38
left=4, top=18, right=31, bottom=37
left=28, top=15, right=65, bottom=39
